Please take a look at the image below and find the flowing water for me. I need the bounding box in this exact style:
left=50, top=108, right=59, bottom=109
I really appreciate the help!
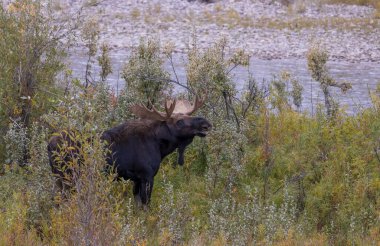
left=69, top=48, right=380, bottom=114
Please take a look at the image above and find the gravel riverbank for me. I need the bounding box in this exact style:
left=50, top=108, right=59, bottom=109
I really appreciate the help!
left=57, top=0, right=380, bottom=63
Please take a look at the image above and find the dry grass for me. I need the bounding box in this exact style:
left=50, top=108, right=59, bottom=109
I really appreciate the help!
left=259, top=16, right=379, bottom=30
left=196, top=1, right=380, bottom=30
left=130, top=8, right=140, bottom=20
left=113, top=12, right=126, bottom=20
left=322, top=0, right=380, bottom=15
left=322, top=0, right=378, bottom=6
left=200, top=8, right=379, bottom=31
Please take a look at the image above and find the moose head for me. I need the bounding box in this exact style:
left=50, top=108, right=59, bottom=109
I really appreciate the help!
left=129, top=96, right=212, bottom=167
left=130, top=96, right=212, bottom=137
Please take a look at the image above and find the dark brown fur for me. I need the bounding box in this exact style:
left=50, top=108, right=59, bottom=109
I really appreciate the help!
left=48, top=116, right=212, bottom=208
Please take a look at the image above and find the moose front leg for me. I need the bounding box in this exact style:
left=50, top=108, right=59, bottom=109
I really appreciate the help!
left=177, top=147, right=185, bottom=166
left=139, top=177, right=154, bottom=210
left=133, top=180, right=142, bottom=207
left=177, top=139, right=193, bottom=166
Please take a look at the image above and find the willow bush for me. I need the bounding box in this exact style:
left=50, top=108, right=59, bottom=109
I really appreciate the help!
left=122, top=39, right=171, bottom=106
left=0, top=0, right=80, bottom=167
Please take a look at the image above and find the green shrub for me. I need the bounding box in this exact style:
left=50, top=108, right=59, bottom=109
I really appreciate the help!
left=122, top=39, right=170, bottom=106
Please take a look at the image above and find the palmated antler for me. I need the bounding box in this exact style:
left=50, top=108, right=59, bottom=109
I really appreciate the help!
left=165, top=99, right=176, bottom=117
left=173, top=95, right=205, bottom=116
left=130, top=99, right=177, bottom=121
left=186, top=95, right=206, bottom=115
left=130, top=95, right=206, bottom=120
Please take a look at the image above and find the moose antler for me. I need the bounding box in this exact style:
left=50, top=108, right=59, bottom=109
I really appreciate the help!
left=130, top=95, right=205, bottom=120
left=165, top=99, right=176, bottom=117
left=185, top=95, right=206, bottom=115
left=173, top=95, right=205, bottom=115
left=130, top=99, right=177, bottom=121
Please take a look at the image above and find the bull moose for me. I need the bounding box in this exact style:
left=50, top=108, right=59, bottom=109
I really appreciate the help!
left=48, top=96, right=212, bottom=208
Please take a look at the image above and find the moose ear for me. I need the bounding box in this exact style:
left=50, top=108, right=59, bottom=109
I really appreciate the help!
left=176, top=119, right=185, bottom=127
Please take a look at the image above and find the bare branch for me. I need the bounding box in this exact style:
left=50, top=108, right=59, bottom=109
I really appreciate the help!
left=166, top=53, right=181, bottom=86
left=137, top=75, right=195, bottom=95
left=375, top=147, right=380, bottom=164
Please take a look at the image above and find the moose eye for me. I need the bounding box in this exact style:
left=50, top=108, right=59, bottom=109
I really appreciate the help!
left=176, top=119, right=185, bottom=127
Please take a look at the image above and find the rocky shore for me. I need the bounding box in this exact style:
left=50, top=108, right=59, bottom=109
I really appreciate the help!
left=55, top=0, right=380, bottom=63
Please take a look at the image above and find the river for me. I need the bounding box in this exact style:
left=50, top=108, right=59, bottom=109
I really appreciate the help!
left=69, top=48, right=380, bottom=114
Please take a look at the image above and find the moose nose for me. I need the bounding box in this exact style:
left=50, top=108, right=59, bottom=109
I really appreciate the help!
left=203, top=122, right=212, bottom=131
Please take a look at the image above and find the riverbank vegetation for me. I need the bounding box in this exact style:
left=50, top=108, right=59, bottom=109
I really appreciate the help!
left=0, top=1, right=379, bottom=245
